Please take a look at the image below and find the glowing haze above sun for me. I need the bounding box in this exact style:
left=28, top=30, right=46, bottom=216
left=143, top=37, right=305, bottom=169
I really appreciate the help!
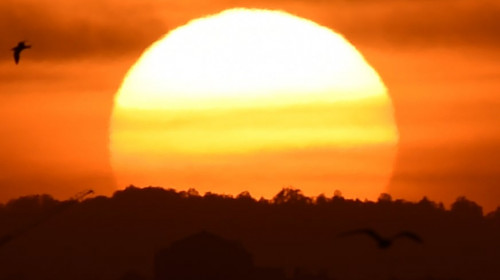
left=111, top=8, right=399, bottom=200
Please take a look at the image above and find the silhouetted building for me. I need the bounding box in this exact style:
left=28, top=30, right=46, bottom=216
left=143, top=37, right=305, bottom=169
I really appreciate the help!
left=154, top=231, right=254, bottom=280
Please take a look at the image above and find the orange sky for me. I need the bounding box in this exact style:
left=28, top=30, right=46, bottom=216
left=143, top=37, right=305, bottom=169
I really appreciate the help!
left=1, top=0, right=499, bottom=211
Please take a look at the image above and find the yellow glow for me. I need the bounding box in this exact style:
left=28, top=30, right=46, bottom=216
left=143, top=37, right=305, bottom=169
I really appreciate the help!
left=111, top=8, right=399, bottom=200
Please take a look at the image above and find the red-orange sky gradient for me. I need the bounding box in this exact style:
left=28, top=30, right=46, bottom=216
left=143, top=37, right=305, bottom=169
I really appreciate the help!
left=1, top=0, right=499, bottom=211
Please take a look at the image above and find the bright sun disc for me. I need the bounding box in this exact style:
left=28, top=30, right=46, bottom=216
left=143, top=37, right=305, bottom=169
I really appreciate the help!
left=111, top=8, right=399, bottom=200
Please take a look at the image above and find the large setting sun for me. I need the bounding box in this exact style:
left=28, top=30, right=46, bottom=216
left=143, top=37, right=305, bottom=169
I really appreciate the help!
left=110, top=8, right=398, bottom=200
left=5, top=0, right=500, bottom=278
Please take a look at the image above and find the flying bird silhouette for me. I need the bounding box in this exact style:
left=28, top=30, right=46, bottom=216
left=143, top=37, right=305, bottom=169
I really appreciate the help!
left=338, top=228, right=423, bottom=249
left=12, top=41, right=31, bottom=64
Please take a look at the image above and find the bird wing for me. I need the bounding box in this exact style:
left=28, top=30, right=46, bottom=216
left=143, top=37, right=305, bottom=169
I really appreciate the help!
left=393, top=231, right=423, bottom=243
left=338, top=228, right=384, bottom=242
left=13, top=50, right=20, bottom=64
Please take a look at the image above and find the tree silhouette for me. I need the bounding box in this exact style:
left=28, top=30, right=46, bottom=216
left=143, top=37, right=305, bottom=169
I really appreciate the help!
left=451, top=196, right=483, bottom=220
left=272, top=188, right=312, bottom=205
left=0, top=186, right=498, bottom=280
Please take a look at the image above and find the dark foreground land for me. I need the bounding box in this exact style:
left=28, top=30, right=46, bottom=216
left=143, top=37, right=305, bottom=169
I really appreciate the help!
left=0, top=186, right=499, bottom=280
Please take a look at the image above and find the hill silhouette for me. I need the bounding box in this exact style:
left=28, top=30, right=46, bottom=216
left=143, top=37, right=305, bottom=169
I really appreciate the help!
left=154, top=230, right=254, bottom=280
left=0, top=186, right=499, bottom=280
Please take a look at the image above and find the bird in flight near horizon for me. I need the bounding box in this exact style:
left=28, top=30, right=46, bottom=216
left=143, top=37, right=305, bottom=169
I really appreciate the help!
left=338, top=228, right=423, bottom=249
left=12, top=41, right=31, bottom=64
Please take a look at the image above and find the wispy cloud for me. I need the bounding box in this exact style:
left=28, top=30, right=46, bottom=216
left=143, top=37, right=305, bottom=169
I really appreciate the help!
left=2, top=0, right=498, bottom=63
left=0, top=0, right=168, bottom=62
